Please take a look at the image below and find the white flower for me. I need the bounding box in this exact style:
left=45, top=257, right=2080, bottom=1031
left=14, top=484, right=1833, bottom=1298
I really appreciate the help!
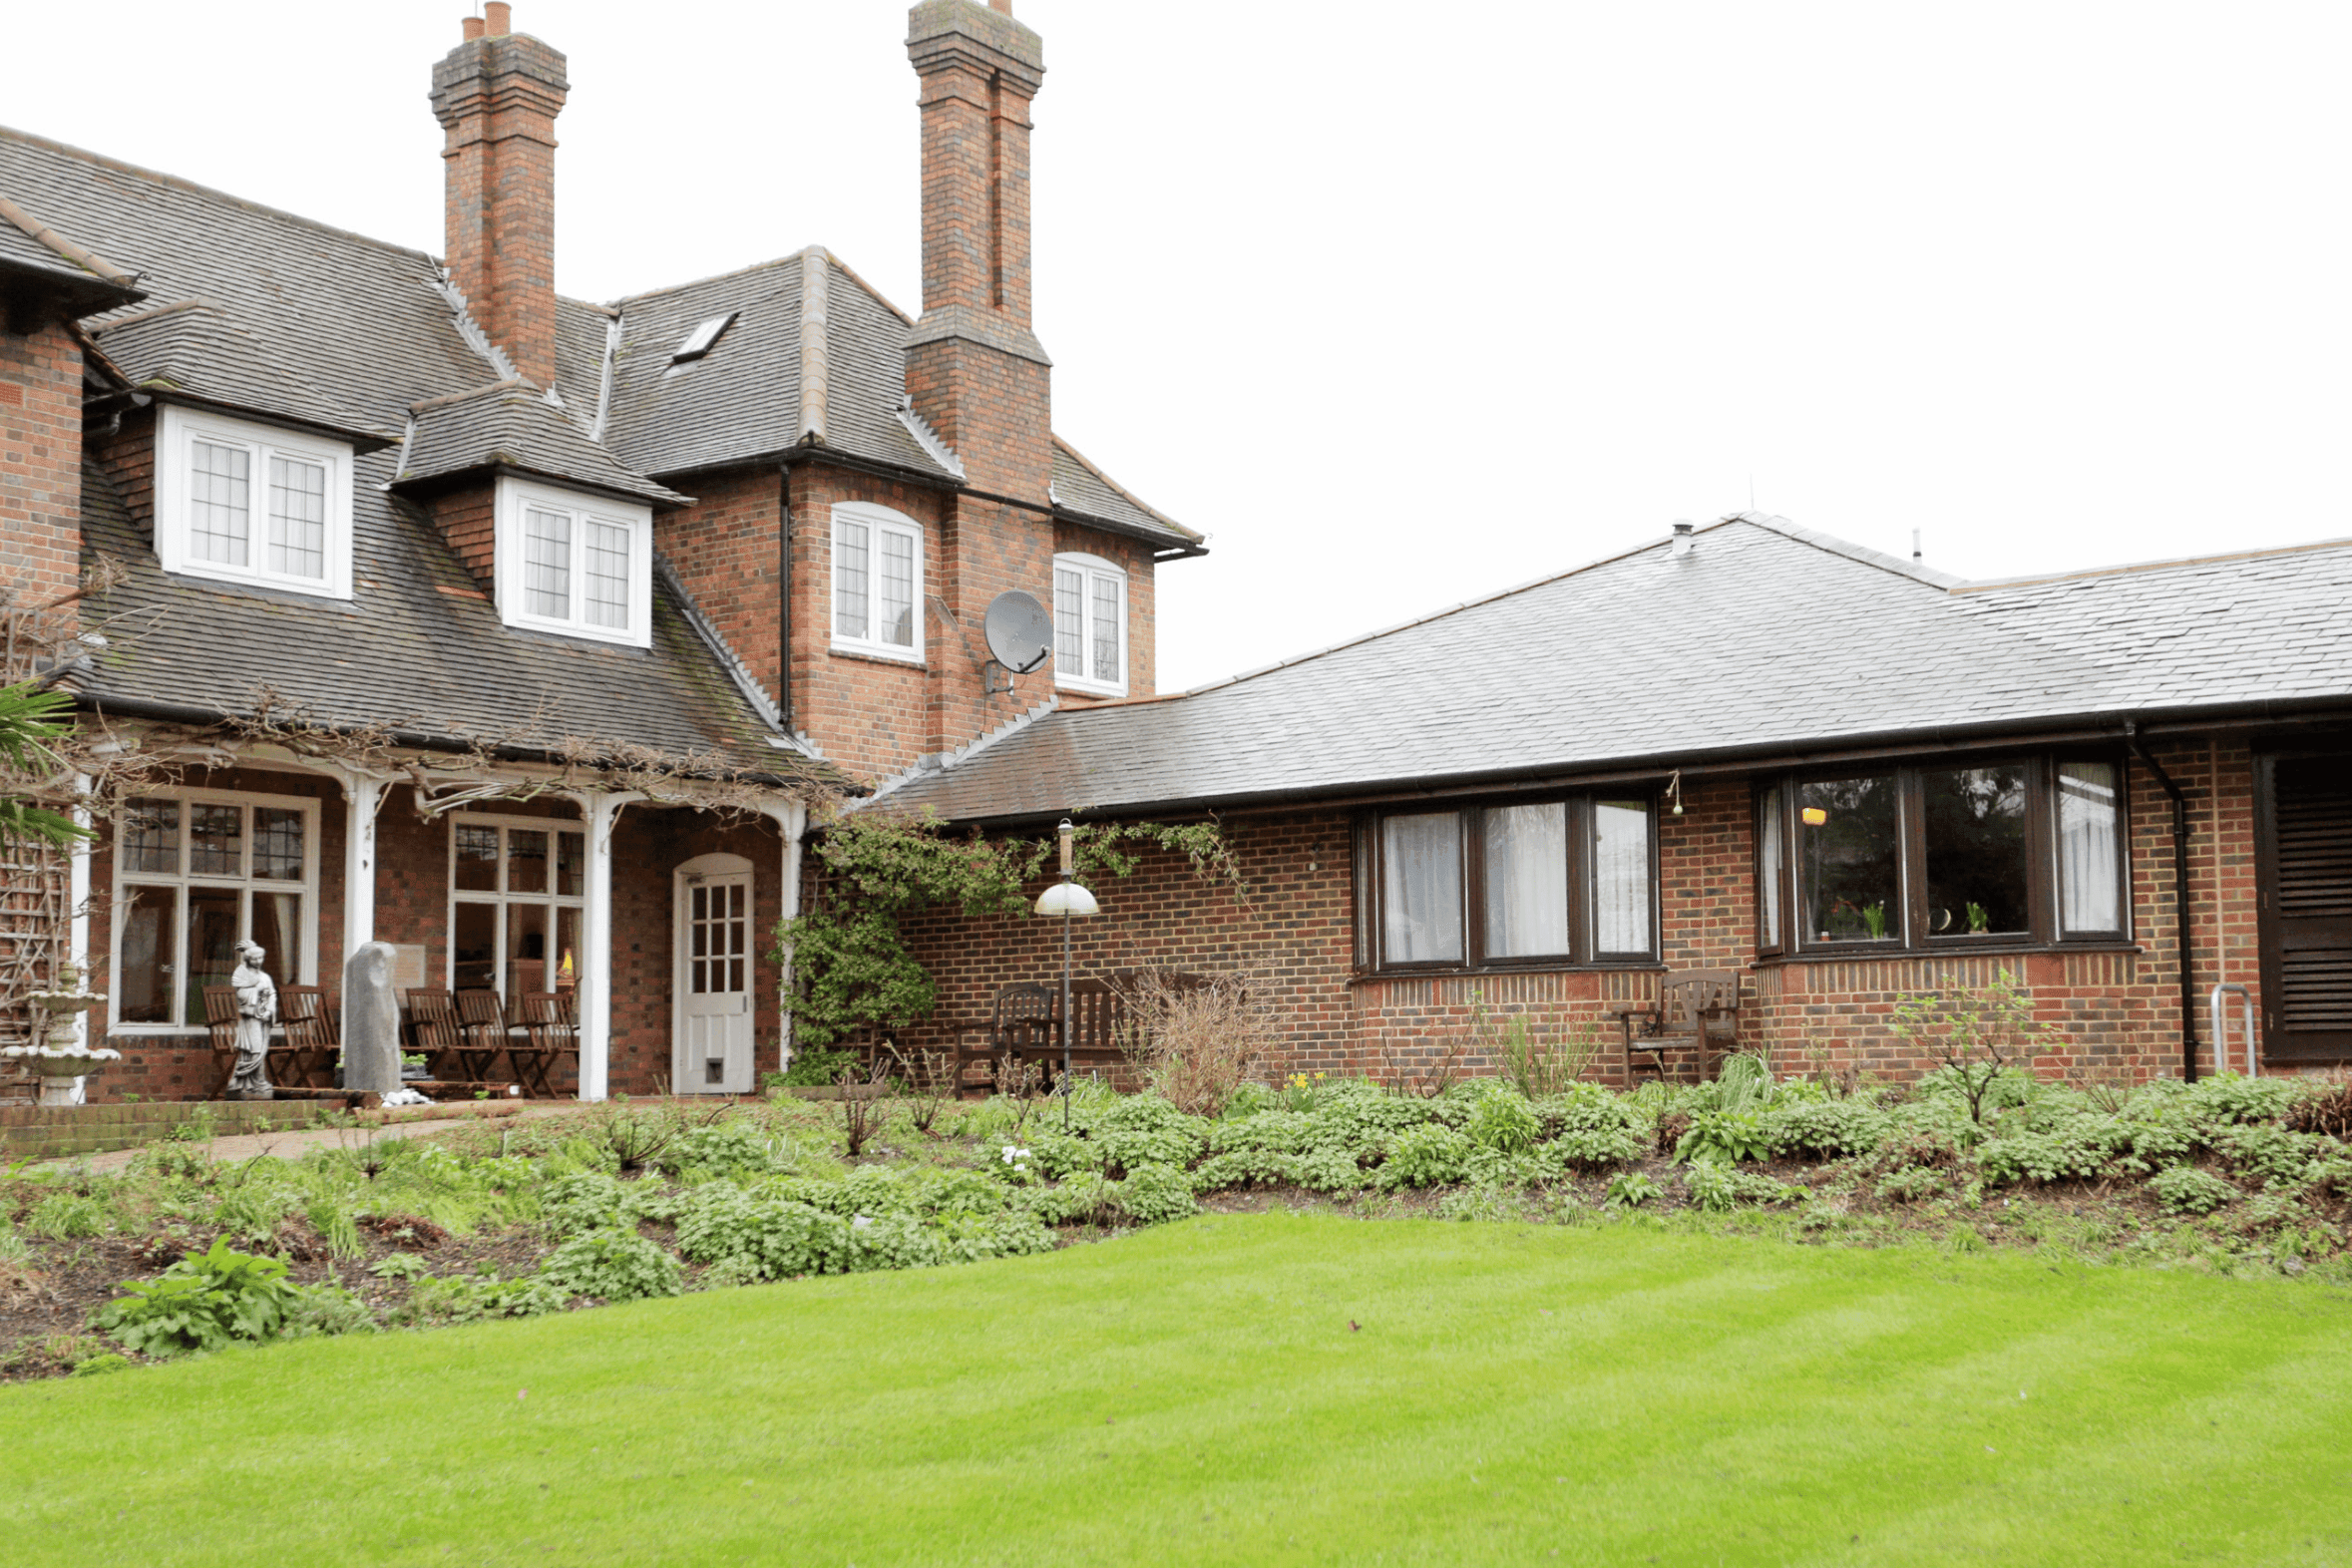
left=1002, top=1145, right=1030, bottom=1165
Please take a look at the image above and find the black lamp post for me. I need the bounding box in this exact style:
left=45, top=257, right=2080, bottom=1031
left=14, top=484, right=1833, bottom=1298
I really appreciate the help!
left=1033, top=817, right=1099, bottom=1127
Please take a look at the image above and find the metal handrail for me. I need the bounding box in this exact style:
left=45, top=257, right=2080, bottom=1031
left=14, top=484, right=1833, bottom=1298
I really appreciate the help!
left=2209, top=983, right=2256, bottom=1077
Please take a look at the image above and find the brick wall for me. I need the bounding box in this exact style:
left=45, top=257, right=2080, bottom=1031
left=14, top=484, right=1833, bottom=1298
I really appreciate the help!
left=426, top=484, right=499, bottom=592
left=655, top=466, right=786, bottom=710
left=894, top=742, right=2294, bottom=1089
left=86, top=404, right=154, bottom=532
left=1051, top=522, right=1158, bottom=702
left=0, top=317, right=83, bottom=646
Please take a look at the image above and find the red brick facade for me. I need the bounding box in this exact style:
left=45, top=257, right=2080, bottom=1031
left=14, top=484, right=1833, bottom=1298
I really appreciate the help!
left=0, top=318, right=84, bottom=646
left=80, top=768, right=787, bottom=1101
left=890, top=739, right=2306, bottom=1086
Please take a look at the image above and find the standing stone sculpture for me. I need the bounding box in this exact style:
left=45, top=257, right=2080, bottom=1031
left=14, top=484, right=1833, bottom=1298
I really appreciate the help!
left=342, top=941, right=409, bottom=1099
left=225, top=940, right=276, bottom=1099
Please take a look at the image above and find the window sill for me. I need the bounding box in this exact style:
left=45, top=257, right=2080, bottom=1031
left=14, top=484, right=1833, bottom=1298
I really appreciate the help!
left=161, top=564, right=352, bottom=601
left=1055, top=678, right=1128, bottom=700
left=1754, top=940, right=2144, bottom=968
left=1350, top=961, right=1665, bottom=985
left=829, top=643, right=927, bottom=669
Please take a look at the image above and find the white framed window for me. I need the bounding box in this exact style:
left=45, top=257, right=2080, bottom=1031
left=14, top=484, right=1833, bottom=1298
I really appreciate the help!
left=448, top=814, right=588, bottom=1010
left=156, top=405, right=353, bottom=598
left=1053, top=552, right=1127, bottom=696
left=830, top=502, right=924, bottom=663
left=109, top=788, right=320, bottom=1032
left=493, top=477, right=653, bottom=647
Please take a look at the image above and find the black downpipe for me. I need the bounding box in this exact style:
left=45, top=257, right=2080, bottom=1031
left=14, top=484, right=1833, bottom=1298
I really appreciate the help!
left=777, top=462, right=793, bottom=735
left=2128, top=722, right=2199, bottom=1081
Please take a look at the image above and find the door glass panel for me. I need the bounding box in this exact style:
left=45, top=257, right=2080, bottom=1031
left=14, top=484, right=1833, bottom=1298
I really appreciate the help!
left=1758, top=786, right=1783, bottom=949
left=453, top=902, right=498, bottom=992
left=454, top=825, right=499, bottom=892
left=189, top=803, right=243, bottom=877
left=252, top=807, right=305, bottom=882
left=2058, top=761, right=2122, bottom=934
left=117, top=885, right=176, bottom=1024
left=556, top=832, right=584, bottom=897
left=123, top=800, right=182, bottom=874
left=1381, top=813, right=1463, bottom=964
left=1799, top=775, right=1902, bottom=944
left=507, top=829, right=549, bottom=895
left=1483, top=803, right=1568, bottom=958
left=184, top=887, right=240, bottom=1026
left=507, top=902, right=548, bottom=1007
left=248, top=892, right=300, bottom=991
left=1592, top=800, right=1654, bottom=955
left=555, top=906, right=581, bottom=993
left=1922, top=765, right=2031, bottom=937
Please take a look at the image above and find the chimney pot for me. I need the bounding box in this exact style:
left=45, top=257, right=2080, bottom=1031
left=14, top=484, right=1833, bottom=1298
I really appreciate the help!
left=485, top=2, right=512, bottom=36
left=990, top=1, right=1013, bottom=11
left=462, top=14, right=485, bottom=41
left=1672, top=520, right=1696, bottom=559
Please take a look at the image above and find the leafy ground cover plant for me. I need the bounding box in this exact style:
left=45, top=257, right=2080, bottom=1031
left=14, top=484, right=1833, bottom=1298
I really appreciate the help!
left=94, top=1238, right=308, bottom=1357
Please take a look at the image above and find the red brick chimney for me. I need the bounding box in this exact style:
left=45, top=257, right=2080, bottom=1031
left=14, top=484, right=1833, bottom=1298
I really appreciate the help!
left=905, top=0, right=1050, bottom=500
left=430, top=5, right=568, bottom=389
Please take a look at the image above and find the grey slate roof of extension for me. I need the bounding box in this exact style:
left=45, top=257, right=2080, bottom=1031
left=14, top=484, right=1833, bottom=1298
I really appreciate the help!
left=398, top=381, right=692, bottom=508
left=874, top=516, right=2352, bottom=824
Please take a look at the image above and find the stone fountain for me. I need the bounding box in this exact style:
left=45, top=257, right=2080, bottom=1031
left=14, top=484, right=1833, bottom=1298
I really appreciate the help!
left=2, top=964, right=118, bottom=1107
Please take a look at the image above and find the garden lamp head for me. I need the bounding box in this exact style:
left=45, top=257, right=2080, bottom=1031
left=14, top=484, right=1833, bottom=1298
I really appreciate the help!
left=1035, top=882, right=1100, bottom=918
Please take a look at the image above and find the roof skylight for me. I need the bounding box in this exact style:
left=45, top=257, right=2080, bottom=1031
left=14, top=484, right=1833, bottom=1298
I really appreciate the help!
left=670, top=311, right=736, bottom=364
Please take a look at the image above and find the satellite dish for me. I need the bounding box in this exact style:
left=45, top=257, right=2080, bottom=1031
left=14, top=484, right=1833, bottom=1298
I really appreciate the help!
left=982, top=589, right=1054, bottom=676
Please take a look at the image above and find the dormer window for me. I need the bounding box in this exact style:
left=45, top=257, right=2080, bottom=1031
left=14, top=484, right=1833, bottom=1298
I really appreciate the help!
left=156, top=406, right=354, bottom=598
left=493, top=476, right=652, bottom=647
left=670, top=312, right=736, bottom=364
left=1052, top=552, right=1127, bottom=696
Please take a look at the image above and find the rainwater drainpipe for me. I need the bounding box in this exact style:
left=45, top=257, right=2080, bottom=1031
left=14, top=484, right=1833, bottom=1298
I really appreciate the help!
left=2128, top=722, right=2199, bottom=1081
left=777, top=462, right=794, bottom=735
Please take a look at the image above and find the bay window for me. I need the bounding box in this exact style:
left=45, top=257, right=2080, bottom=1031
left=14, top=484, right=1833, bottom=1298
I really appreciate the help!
left=831, top=502, right=924, bottom=661
left=1052, top=553, right=1127, bottom=695
left=1758, top=753, right=2126, bottom=954
left=111, top=791, right=319, bottom=1030
left=156, top=406, right=353, bottom=598
left=494, top=477, right=652, bottom=646
left=1367, top=796, right=1656, bottom=972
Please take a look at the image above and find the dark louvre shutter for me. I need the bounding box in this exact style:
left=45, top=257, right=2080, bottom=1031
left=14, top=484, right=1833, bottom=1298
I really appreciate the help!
left=2264, top=757, right=2352, bottom=1055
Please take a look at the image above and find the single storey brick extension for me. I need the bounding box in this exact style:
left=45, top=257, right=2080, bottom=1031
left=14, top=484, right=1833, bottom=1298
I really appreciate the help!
left=2, top=1, right=2346, bottom=1103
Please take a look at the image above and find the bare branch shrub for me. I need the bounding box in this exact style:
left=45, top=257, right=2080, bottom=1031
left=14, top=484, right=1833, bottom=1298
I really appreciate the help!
left=1114, top=970, right=1272, bottom=1118
left=993, top=1051, right=1043, bottom=1134
left=836, top=1057, right=894, bottom=1158
left=886, top=1042, right=960, bottom=1136
left=1889, top=968, right=2049, bottom=1123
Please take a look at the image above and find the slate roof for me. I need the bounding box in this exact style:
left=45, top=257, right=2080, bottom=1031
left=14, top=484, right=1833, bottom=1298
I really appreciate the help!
left=1052, top=438, right=1199, bottom=551
left=873, top=516, right=2352, bottom=824
left=86, top=300, right=367, bottom=444
left=76, top=456, right=829, bottom=781
left=398, top=381, right=692, bottom=508
left=0, top=192, right=144, bottom=316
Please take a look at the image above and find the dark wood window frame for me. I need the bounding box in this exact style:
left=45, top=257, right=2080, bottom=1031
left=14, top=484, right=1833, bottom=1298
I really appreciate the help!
left=1359, top=793, right=1660, bottom=977
left=1755, top=749, right=2132, bottom=958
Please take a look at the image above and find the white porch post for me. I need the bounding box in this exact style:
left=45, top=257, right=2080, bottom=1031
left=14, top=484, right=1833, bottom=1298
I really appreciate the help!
left=572, top=790, right=643, bottom=1101
left=762, top=800, right=809, bottom=1075
left=335, top=771, right=385, bottom=1048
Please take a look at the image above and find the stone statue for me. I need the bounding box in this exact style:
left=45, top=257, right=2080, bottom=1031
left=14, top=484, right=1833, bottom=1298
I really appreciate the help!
left=225, top=939, right=277, bottom=1099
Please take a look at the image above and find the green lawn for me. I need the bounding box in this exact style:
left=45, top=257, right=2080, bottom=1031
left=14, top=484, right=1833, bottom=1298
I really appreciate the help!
left=8, top=1213, right=2350, bottom=1566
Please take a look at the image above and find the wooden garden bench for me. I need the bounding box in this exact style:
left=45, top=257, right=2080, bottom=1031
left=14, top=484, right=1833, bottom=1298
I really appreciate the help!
left=1608, top=968, right=1743, bottom=1087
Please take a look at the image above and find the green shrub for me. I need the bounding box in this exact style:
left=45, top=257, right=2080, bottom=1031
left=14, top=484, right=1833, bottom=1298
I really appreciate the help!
left=1022, top=1172, right=1115, bottom=1226
left=1538, top=1087, right=1647, bottom=1172
left=542, top=1227, right=683, bottom=1302
left=774, top=1048, right=859, bottom=1087
left=675, top=1187, right=850, bottom=1280
left=1188, top=1147, right=1294, bottom=1194
left=2181, top=1073, right=2301, bottom=1130
left=1378, top=1123, right=1473, bottom=1189
left=1603, top=1172, right=1659, bottom=1209
left=1764, top=1098, right=1889, bottom=1161
left=1289, top=1145, right=1368, bottom=1194
left=2209, top=1124, right=2329, bottom=1190
left=95, top=1237, right=304, bottom=1357
left=2150, top=1165, right=2240, bottom=1215
left=402, top=1267, right=567, bottom=1326
left=284, top=1282, right=376, bottom=1339
left=1466, top=1089, right=1539, bottom=1155
left=1674, top=1109, right=1771, bottom=1165
left=1114, top=1164, right=1199, bottom=1226
left=929, top=1209, right=1056, bottom=1263
left=1977, top=1120, right=2111, bottom=1187
left=661, top=1119, right=780, bottom=1180
left=1875, top=1166, right=1948, bottom=1204
left=1683, top=1157, right=1801, bottom=1213
left=845, top=1212, right=944, bottom=1271
left=28, top=1191, right=107, bottom=1239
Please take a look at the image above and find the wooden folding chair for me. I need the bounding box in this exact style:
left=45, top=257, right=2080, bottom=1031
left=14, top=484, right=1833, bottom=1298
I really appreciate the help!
left=202, top=984, right=241, bottom=1096
left=277, top=984, right=338, bottom=1088
left=513, top=991, right=578, bottom=1098
left=454, top=988, right=517, bottom=1084
left=403, top=988, right=469, bottom=1082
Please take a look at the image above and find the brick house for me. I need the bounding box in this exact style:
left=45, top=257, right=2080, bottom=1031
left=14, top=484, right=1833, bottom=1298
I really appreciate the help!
left=6, top=3, right=2349, bottom=1105
left=0, top=1, right=1197, bottom=1102
left=876, top=518, right=2352, bottom=1084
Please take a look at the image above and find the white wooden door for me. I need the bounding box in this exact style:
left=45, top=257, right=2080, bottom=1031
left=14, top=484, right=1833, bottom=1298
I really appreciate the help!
left=674, top=859, right=754, bottom=1093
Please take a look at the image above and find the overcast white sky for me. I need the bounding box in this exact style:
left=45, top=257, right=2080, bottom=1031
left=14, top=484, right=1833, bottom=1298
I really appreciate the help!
left=13, top=2, right=2350, bottom=692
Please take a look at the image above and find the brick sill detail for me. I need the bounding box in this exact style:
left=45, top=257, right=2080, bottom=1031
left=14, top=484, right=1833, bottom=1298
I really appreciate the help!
left=828, top=644, right=928, bottom=671
left=1751, top=941, right=2145, bottom=969
left=1349, top=963, right=1666, bottom=987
